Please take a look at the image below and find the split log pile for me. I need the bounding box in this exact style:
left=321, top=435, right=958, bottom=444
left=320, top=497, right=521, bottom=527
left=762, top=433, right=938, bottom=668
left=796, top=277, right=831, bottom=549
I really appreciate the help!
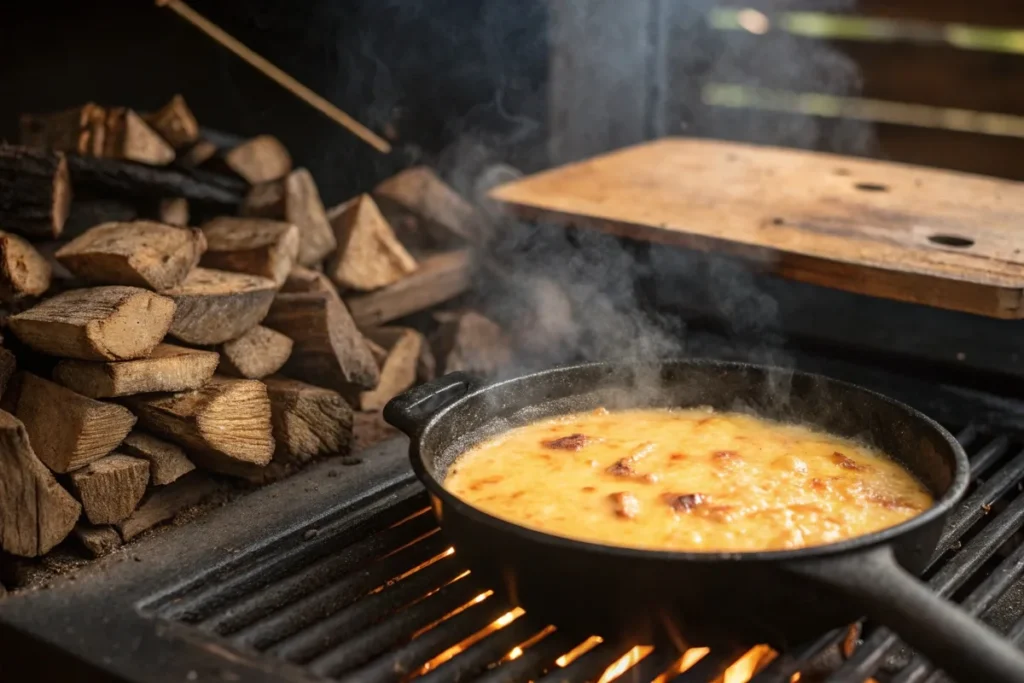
left=0, top=95, right=512, bottom=569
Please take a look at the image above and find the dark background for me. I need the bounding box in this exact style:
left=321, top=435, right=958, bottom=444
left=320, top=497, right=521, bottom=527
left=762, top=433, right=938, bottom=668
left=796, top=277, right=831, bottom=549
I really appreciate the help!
left=0, top=0, right=550, bottom=206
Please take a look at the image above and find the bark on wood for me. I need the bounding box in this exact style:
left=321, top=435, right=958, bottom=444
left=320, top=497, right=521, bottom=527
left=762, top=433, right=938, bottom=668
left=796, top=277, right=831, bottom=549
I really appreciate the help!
left=8, top=286, right=176, bottom=361
left=0, top=145, right=71, bottom=239
left=55, top=221, right=206, bottom=290
left=199, top=217, right=299, bottom=287
left=432, top=311, right=512, bottom=376
left=163, top=268, right=276, bottom=345
left=119, top=429, right=195, bottom=485
left=0, top=232, right=51, bottom=301
left=143, top=95, right=200, bottom=150
left=264, top=292, right=380, bottom=392
left=326, top=195, right=417, bottom=291
left=21, top=104, right=175, bottom=166
left=116, top=471, right=218, bottom=541
left=219, top=325, right=292, bottom=379
left=0, top=410, right=82, bottom=557
left=15, top=373, right=137, bottom=473
left=125, top=377, right=274, bottom=475
left=65, top=153, right=245, bottom=208
left=373, top=166, right=481, bottom=245
left=69, top=453, right=149, bottom=525
left=53, top=343, right=219, bottom=398
left=222, top=135, right=292, bottom=184
left=241, top=169, right=336, bottom=266
left=359, top=327, right=424, bottom=411
left=264, top=376, right=353, bottom=464
left=158, top=197, right=189, bottom=227
left=345, top=249, right=473, bottom=328
left=64, top=199, right=138, bottom=238
left=73, top=524, right=122, bottom=557
left=0, top=347, right=15, bottom=399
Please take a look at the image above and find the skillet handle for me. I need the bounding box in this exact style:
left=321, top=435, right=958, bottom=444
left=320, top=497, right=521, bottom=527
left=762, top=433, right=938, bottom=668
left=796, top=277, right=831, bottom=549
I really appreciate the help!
left=384, top=372, right=483, bottom=437
left=789, top=546, right=1024, bottom=683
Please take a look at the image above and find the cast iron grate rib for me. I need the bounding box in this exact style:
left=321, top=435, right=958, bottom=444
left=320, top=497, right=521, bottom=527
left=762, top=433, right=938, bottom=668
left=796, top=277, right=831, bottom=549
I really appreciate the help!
left=141, top=426, right=1024, bottom=683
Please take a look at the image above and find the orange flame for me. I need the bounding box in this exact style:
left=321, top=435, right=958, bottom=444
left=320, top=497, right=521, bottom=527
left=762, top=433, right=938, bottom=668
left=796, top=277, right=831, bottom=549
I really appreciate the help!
left=556, top=636, right=604, bottom=667
left=716, top=645, right=777, bottom=683
left=416, top=607, right=526, bottom=674
left=596, top=646, right=653, bottom=683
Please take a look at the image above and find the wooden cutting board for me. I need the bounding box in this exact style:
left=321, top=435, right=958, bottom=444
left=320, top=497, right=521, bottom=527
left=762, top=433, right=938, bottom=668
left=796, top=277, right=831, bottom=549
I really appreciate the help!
left=490, top=138, right=1024, bottom=319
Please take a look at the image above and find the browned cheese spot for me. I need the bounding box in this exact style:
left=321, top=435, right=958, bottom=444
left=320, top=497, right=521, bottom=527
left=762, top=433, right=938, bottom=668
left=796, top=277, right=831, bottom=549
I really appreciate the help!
left=831, top=451, right=867, bottom=471
left=610, top=491, right=640, bottom=519
left=542, top=433, right=590, bottom=451
left=663, top=492, right=707, bottom=512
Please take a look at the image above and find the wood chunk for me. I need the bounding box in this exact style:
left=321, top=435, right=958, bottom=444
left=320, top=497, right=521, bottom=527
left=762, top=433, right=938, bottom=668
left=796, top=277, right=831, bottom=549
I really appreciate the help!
left=73, top=524, right=122, bottom=558
left=219, top=325, right=292, bottom=379
left=0, top=347, right=15, bottom=399
left=360, top=327, right=425, bottom=411
left=0, top=232, right=51, bottom=301
left=16, top=373, right=137, bottom=473
left=125, top=378, right=274, bottom=475
left=264, top=292, right=380, bottom=392
left=345, top=249, right=473, bottom=327
left=9, top=286, right=175, bottom=361
left=222, top=135, right=292, bottom=184
left=264, top=376, right=353, bottom=464
left=178, top=139, right=218, bottom=168
left=374, top=167, right=481, bottom=245
left=0, top=145, right=71, bottom=239
left=119, top=430, right=194, bottom=485
left=0, top=410, right=82, bottom=557
left=69, top=454, right=149, bottom=525
left=242, top=169, right=336, bottom=266
left=282, top=264, right=338, bottom=299
left=143, top=95, right=200, bottom=150
left=56, top=221, right=207, bottom=290
left=163, top=268, right=276, bottom=345
left=200, top=217, right=299, bottom=287
left=53, top=343, right=219, bottom=398
left=21, top=104, right=175, bottom=166
left=158, top=197, right=189, bottom=227
left=116, top=472, right=217, bottom=541
left=432, top=311, right=512, bottom=377
left=326, top=195, right=417, bottom=291
left=365, top=337, right=388, bottom=366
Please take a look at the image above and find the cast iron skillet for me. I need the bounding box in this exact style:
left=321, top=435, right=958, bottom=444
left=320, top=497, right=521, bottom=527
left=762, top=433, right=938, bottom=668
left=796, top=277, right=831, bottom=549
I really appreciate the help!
left=384, top=360, right=1024, bottom=683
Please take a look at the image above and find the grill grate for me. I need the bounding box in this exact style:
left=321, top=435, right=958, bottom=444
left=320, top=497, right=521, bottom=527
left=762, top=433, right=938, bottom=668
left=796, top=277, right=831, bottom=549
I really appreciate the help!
left=141, top=426, right=1024, bottom=683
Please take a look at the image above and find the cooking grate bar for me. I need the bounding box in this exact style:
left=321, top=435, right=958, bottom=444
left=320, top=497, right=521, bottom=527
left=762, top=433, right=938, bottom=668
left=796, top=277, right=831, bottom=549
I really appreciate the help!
left=242, top=535, right=457, bottom=652
left=304, top=575, right=486, bottom=675
left=671, top=644, right=749, bottom=681
left=412, top=616, right=542, bottom=683
left=749, top=628, right=847, bottom=683
left=966, top=436, right=1012, bottom=479
left=828, top=481, right=1024, bottom=682
left=153, top=487, right=429, bottom=622
left=627, top=642, right=692, bottom=681
left=935, top=450, right=1024, bottom=555
left=334, top=592, right=515, bottom=683
left=892, top=537, right=1024, bottom=683
left=202, top=516, right=439, bottom=635
left=534, top=639, right=632, bottom=683
left=472, top=630, right=580, bottom=683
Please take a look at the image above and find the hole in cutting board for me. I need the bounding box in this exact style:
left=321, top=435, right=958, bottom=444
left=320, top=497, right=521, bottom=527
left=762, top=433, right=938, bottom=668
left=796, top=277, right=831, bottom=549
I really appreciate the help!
left=928, top=234, right=974, bottom=248
left=854, top=182, right=889, bottom=192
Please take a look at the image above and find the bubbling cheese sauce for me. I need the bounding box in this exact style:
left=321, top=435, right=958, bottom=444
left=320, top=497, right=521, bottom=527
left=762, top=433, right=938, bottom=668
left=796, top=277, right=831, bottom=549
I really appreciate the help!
left=444, top=408, right=933, bottom=552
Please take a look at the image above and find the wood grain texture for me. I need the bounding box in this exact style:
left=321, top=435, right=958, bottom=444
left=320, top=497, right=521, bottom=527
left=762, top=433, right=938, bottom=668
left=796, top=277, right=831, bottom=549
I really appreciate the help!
left=491, top=137, right=1024, bottom=318
left=68, top=453, right=149, bottom=525
left=163, top=268, right=276, bottom=345
left=0, top=409, right=81, bottom=557
left=15, top=373, right=137, bottom=473
left=263, top=376, right=353, bottom=464
left=119, top=430, right=195, bottom=485
left=53, top=343, right=219, bottom=398
left=0, top=232, right=51, bottom=301
left=219, top=325, right=293, bottom=379
left=0, top=145, right=71, bottom=239
left=8, top=286, right=176, bottom=360
left=116, top=471, right=218, bottom=541
left=199, top=217, right=299, bottom=287
left=326, top=195, right=417, bottom=291
left=345, top=249, right=474, bottom=327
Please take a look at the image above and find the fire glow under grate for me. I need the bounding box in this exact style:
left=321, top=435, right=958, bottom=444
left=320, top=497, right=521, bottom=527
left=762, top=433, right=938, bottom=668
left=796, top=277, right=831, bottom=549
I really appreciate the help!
left=138, top=424, right=1024, bottom=683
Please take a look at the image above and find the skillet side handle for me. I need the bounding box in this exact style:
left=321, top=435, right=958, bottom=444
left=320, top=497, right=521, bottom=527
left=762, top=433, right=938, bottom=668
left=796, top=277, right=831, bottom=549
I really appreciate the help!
left=384, top=372, right=483, bottom=437
left=789, top=546, right=1024, bottom=683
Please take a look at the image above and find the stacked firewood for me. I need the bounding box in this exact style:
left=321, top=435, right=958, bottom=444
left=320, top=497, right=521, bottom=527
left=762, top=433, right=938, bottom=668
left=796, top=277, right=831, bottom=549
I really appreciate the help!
left=0, top=95, right=512, bottom=564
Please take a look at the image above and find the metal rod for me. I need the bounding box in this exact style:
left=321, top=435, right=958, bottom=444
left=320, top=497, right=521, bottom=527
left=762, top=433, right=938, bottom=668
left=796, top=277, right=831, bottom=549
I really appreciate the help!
left=156, top=0, right=393, bottom=154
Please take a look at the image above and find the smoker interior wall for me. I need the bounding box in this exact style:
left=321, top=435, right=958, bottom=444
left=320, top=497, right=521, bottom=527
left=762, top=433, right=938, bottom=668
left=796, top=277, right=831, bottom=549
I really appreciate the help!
left=0, top=0, right=549, bottom=205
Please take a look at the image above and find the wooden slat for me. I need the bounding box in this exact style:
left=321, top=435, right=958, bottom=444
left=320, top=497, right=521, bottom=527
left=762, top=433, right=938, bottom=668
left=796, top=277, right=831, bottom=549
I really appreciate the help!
left=698, top=106, right=1024, bottom=180
left=491, top=138, right=1024, bottom=319
left=720, top=0, right=1024, bottom=27
left=714, top=33, right=1024, bottom=115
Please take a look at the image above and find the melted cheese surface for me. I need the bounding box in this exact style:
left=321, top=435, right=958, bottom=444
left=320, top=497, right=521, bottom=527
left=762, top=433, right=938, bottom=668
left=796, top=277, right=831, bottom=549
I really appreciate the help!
left=444, top=408, right=933, bottom=552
